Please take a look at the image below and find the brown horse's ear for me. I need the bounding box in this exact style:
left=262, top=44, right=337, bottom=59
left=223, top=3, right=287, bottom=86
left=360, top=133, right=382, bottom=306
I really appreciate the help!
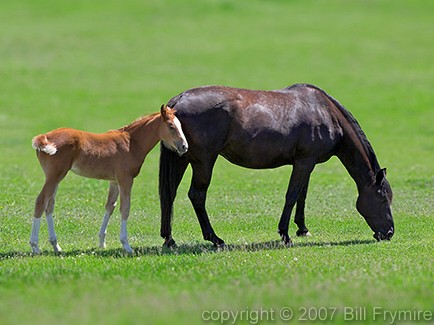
left=375, top=168, right=387, bottom=185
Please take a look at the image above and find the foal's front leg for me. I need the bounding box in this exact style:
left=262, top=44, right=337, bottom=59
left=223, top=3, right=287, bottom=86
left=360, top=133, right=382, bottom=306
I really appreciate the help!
left=99, top=182, right=119, bottom=248
left=118, top=178, right=134, bottom=254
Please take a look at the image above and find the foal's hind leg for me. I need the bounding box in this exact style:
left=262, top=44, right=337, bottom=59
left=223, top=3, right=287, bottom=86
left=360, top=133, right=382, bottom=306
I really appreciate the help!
left=278, top=159, right=315, bottom=246
left=294, top=181, right=311, bottom=237
left=46, top=189, right=62, bottom=253
left=30, top=175, right=64, bottom=254
left=99, top=182, right=119, bottom=248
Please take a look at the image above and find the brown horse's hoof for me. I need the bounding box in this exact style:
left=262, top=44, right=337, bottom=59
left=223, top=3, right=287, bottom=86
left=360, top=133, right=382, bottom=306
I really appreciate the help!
left=296, top=229, right=311, bottom=237
left=284, top=239, right=294, bottom=247
left=163, top=237, right=177, bottom=249
left=214, top=241, right=226, bottom=251
left=279, top=232, right=294, bottom=247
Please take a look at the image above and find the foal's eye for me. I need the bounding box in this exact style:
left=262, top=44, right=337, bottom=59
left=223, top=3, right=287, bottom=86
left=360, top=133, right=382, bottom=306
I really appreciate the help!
left=169, top=124, right=175, bottom=130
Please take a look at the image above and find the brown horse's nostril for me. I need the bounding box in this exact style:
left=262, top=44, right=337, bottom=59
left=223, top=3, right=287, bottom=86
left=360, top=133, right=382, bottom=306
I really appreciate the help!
left=386, top=227, right=394, bottom=240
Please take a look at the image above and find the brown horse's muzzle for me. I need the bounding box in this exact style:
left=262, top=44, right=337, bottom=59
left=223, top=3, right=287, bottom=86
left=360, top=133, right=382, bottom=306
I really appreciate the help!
left=373, top=227, right=394, bottom=241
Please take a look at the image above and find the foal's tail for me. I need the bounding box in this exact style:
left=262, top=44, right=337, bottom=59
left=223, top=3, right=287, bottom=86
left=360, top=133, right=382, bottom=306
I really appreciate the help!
left=159, top=144, right=187, bottom=240
left=32, top=134, right=57, bottom=155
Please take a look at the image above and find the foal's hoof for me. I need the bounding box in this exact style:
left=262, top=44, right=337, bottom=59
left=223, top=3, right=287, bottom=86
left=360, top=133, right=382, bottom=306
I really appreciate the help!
left=296, top=229, right=312, bottom=237
left=163, top=237, right=177, bottom=249
left=49, top=240, right=63, bottom=254
left=30, top=246, right=41, bottom=255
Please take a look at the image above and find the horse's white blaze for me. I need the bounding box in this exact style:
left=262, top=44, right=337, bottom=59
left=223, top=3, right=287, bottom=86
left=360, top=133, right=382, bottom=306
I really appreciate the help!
left=173, top=116, right=188, bottom=149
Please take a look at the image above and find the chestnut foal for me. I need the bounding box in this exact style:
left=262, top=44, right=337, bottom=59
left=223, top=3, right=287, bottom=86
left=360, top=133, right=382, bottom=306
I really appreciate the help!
left=30, top=105, right=188, bottom=254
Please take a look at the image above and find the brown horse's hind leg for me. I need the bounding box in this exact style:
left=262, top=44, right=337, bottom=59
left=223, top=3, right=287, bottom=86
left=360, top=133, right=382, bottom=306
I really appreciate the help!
left=159, top=147, right=189, bottom=248
left=294, top=181, right=311, bottom=237
left=278, top=159, right=315, bottom=246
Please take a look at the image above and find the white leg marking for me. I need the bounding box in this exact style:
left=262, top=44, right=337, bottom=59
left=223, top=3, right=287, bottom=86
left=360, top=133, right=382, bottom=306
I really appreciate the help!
left=46, top=214, right=62, bottom=253
left=99, top=212, right=111, bottom=249
left=120, top=219, right=132, bottom=254
left=30, top=217, right=41, bottom=254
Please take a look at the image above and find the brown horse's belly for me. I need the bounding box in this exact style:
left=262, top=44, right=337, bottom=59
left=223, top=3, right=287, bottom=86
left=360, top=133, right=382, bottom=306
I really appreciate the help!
left=221, top=142, right=294, bottom=169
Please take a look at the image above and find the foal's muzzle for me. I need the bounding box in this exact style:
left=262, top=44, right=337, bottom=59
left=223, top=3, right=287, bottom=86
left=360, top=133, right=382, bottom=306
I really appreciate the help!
left=174, top=141, right=188, bottom=156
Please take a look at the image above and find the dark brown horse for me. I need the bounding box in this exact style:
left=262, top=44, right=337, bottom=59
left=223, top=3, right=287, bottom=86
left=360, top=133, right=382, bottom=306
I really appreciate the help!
left=159, top=84, right=394, bottom=248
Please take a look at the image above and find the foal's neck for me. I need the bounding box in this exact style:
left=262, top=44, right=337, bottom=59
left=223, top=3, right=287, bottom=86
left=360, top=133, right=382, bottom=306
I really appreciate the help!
left=124, top=114, right=162, bottom=157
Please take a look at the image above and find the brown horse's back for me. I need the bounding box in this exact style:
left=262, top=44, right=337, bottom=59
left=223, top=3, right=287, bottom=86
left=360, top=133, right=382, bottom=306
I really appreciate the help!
left=169, top=85, right=343, bottom=168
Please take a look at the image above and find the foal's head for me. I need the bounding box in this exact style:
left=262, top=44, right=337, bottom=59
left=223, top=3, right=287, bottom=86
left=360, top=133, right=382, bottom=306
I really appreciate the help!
left=159, top=105, right=188, bottom=156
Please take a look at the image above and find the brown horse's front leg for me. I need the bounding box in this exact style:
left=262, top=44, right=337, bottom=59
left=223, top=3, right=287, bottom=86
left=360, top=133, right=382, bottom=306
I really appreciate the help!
left=188, top=159, right=225, bottom=249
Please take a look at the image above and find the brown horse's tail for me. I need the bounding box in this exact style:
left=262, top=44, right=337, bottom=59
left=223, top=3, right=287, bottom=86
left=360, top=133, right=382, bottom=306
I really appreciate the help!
left=159, top=144, right=187, bottom=241
left=32, top=134, right=57, bottom=155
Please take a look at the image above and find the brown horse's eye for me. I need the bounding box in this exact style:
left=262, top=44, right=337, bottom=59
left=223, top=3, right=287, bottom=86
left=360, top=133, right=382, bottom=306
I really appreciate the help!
left=376, top=188, right=388, bottom=202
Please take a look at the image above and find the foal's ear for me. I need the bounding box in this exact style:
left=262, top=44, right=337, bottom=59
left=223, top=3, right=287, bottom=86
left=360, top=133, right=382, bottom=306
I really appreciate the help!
left=375, top=168, right=387, bottom=185
left=161, top=104, right=167, bottom=118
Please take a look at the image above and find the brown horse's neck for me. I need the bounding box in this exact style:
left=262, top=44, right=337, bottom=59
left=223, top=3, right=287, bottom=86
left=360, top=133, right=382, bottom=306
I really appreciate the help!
left=337, top=139, right=375, bottom=191
left=335, top=118, right=379, bottom=191
left=317, top=88, right=380, bottom=191
left=305, top=84, right=381, bottom=191
left=121, top=113, right=162, bottom=160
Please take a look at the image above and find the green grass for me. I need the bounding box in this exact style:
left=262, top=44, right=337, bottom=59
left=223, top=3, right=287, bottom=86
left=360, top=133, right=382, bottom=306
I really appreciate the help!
left=0, top=0, right=433, bottom=324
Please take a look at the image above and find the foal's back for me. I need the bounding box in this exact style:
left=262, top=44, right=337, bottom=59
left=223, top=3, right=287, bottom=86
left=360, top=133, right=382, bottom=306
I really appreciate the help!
left=33, top=127, right=130, bottom=181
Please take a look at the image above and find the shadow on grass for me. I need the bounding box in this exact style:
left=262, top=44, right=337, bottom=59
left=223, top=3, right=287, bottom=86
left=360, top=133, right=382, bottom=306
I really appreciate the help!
left=0, top=238, right=375, bottom=259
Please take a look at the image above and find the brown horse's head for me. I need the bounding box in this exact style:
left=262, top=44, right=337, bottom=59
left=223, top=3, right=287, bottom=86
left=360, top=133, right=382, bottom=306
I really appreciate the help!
left=159, top=105, right=188, bottom=156
left=356, top=168, right=394, bottom=241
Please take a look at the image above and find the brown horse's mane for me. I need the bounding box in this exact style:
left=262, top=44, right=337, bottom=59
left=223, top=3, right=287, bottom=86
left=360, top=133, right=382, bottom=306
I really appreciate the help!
left=288, top=84, right=381, bottom=173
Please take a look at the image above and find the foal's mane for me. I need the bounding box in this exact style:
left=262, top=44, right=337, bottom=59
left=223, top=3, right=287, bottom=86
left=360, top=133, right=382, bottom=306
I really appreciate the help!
left=288, top=84, right=381, bottom=172
left=118, top=112, right=161, bottom=132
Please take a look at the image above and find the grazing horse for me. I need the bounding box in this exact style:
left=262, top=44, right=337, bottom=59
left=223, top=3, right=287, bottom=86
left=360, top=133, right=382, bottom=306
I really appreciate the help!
left=30, top=105, right=188, bottom=254
left=159, top=84, right=394, bottom=248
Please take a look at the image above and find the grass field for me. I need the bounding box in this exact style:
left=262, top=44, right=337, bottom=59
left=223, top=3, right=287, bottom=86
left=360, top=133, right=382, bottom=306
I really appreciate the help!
left=0, top=0, right=433, bottom=324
